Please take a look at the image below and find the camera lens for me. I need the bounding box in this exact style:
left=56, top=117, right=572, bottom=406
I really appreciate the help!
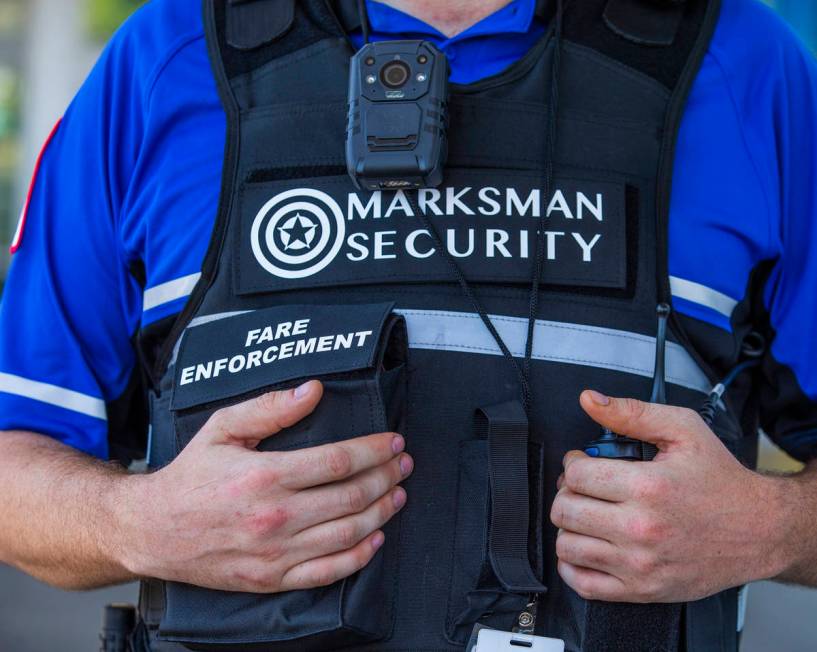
left=380, top=61, right=411, bottom=89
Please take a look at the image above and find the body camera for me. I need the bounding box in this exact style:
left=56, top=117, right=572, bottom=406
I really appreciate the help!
left=346, top=40, right=449, bottom=190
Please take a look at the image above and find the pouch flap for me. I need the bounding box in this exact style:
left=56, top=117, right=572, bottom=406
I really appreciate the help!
left=171, top=302, right=396, bottom=411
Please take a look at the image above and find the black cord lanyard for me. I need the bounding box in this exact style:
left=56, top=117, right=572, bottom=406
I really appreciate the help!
left=356, top=0, right=565, bottom=415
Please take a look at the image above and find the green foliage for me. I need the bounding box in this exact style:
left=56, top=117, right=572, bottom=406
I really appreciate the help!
left=85, top=0, right=145, bottom=40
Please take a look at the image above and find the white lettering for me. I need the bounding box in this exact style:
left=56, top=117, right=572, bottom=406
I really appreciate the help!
left=317, top=336, right=334, bottom=352
left=295, top=338, right=316, bottom=356
left=257, top=326, right=274, bottom=345
left=374, top=230, right=397, bottom=259
left=246, top=351, right=263, bottom=369
left=275, top=321, right=292, bottom=340
left=335, top=333, right=354, bottom=350
left=478, top=187, right=501, bottom=216
left=195, top=362, right=213, bottom=382
left=419, top=188, right=443, bottom=216
left=228, top=355, right=246, bottom=374
left=447, top=187, right=475, bottom=215
left=245, top=329, right=261, bottom=348
left=577, top=192, right=603, bottom=221
left=385, top=191, right=414, bottom=218
left=180, top=366, right=195, bottom=385
left=507, top=188, right=540, bottom=217
left=447, top=229, right=475, bottom=258
left=406, top=229, right=435, bottom=258
left=348, top=192, right=382, bottom=220
left=356, top=330, right=373, bottom=346
left=293, top=319, right=310, bottom=336
left=572, top=233, right=602, bottom=262
left=346, top=232, right=369, bottom=261
left=262, top=346, right=278, bottom=364
left=546, top=231, right=565, bottom=260
left=213, top=358, right=229, bottom=378
left=278, top=341, right=294, bottom=360
left=547, top=190, right=575, bottom=219
left=486, top=229, right=511, bottom=258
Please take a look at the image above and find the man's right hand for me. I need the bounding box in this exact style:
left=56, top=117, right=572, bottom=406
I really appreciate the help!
left=120, top=380, right=412, bottom=593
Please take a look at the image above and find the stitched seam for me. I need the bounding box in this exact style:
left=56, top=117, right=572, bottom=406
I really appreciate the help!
left=145, top=33, right=207, bottom=107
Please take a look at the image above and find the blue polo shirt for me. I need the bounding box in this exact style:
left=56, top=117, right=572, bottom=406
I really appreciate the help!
left=1, top=0, right=817, bottom=460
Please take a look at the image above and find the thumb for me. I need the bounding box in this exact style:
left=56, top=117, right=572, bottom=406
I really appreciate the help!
left=579, top=390, right=700, bottom=446
left=203, top=380, right=323, bottom=447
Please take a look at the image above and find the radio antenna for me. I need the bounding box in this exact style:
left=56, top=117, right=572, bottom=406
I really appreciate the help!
left=649, top=303, right=671, bottom=405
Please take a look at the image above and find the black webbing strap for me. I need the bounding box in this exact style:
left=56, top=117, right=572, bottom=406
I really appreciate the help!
left=226, top=0, right=295, bottom=50
left=478, top=401, right=546, bottom=594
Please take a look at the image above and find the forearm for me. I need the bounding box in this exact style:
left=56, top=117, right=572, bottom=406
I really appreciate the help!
left=768, top=460, right=817, bottom=586
left=0, top=430, right=138, bottom=590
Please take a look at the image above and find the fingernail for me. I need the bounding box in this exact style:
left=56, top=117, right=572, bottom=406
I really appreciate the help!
left=393, top=488, right=407, bottom=509
left=294, top=382, right=312, bottom=400
left=399, top=454, right=414, bottom=477
left=391, top=434, right=405, bottom=454
left=587, top=390, right=610, bottom=406
left=371, top=532, right=385, bottom=551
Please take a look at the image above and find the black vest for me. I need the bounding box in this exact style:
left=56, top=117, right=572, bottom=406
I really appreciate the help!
left=138, top=1, right=751, bottom=650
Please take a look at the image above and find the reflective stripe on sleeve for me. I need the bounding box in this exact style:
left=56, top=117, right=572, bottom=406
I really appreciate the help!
left=0, top=372, right=107, bottom=420
left=670, top=276, right=738, bottom=319
left=143, top=272, right=202, bottom=312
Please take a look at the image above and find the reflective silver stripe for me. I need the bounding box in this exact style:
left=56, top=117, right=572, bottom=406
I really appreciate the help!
left=0, top=372, right=107, bottom=420
left=178, top=308, right=711, bottom=395
left=736, top=585, right=749, bottom=632
left=670, top=276, right=738, bottom=319
left=189, top=310, right=252, bottom=329
left=397, top=309, right=711, bottom=394
left=170, top=310, right=255, bottom=365
left=143, top=273, right=202, bottom=312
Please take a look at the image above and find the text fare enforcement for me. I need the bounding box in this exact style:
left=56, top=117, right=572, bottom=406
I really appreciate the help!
left=179, top=317, right=374, bottom=387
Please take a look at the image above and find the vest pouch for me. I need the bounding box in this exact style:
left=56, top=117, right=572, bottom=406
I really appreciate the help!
left=160, top=302, right=406, bottom=650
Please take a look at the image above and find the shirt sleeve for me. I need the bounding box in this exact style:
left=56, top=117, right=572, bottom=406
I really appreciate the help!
left=0, top=21, right=147, bottom=459
left=754, top=14, right=817, bottom=461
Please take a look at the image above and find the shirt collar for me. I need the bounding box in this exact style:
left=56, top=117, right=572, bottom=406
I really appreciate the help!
left=365, top=0, right=538, bottom=44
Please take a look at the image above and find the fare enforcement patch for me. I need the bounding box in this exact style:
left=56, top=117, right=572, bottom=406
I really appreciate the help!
left=171, top=303, right=395, bottom=410
left=236, top=169, right=629, bottom=294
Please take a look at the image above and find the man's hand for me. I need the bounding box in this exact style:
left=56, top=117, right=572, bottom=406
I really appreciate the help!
left=120, top=380, right=413, bottom=593
left=550, top=390, right=791, bottom=603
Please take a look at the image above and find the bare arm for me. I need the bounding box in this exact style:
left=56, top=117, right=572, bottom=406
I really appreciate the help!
left=0, top=430, right=135, bottom=589
left=0, top=381, right=412, bottom=593
left=771, top=460, right=817, bottom=586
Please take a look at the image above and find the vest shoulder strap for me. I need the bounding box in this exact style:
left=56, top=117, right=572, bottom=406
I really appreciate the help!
left=210, top=0, right=346, bottom=80
left=226, top=0, right=295, bottom=50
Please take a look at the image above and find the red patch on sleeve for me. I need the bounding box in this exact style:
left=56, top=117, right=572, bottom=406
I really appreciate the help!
left=10, top=118, right=62, bottom=254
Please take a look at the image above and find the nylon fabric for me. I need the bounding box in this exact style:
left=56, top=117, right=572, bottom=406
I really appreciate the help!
left=138, top=1, right=740, bottom=650
left=479, top=401, right=545, bottom=593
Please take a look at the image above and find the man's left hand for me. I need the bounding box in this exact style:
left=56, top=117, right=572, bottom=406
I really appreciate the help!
left=550, top=390, right=789, bottom=603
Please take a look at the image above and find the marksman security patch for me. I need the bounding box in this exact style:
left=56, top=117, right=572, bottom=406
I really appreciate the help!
left=236, top=170, right=630, bottom=294
left=171, top=303, right=395, bottom=410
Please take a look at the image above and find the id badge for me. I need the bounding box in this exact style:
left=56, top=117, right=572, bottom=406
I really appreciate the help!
left=472, top=628, right=565, bottom=652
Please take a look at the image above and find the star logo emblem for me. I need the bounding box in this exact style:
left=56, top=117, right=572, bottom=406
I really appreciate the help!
left=277, top=213, right=318, bottom=252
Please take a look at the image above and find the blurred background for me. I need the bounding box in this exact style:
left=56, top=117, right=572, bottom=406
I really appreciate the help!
left=0, top=0, right=816, bottom=650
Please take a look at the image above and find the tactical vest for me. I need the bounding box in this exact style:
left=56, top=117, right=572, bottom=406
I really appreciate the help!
left=137, top=1, right=753, bottom=650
